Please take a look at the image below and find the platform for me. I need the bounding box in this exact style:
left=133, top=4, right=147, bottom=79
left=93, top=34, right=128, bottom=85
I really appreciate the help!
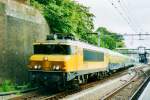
left=138, top=81, right=150, bottom=100
left=62, top=72, right=135, bottom=100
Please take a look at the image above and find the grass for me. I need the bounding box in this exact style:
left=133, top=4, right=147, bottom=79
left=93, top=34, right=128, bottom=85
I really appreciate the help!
left=0, top=80, right=31, bottom=92
left=0, top=80, right=15, bottom=92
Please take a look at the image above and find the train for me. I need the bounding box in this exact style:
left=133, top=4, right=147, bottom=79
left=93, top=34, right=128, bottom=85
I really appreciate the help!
left=28, top=35, right=136, bottom=90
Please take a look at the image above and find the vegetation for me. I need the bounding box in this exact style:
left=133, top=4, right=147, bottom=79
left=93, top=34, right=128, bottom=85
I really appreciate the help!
left=0, top=80, right=31, bottom=92
left=0, top=80, right=15, bottom=92
left=96, top=27, right=125, bottom=49
left=30, top=0, right=94, bottom=39
left=30, top=0, right=125, bottom=49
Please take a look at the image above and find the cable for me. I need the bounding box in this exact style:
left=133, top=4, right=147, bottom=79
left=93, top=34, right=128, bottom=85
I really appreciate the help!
left=108, top=0, right=146, bottom=35
left=107, top=0, right=137, bottom=33
left=118, top=0, right=144, bottom=34
left=117, top=0, right=139, bottom=33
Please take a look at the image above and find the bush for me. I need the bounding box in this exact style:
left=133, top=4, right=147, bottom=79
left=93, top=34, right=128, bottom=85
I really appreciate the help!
left=1, top=80, right=15, bottom=92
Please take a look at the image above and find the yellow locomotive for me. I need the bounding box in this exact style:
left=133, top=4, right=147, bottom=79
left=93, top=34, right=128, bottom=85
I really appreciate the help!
left=28, top=35, right=135, bottom=89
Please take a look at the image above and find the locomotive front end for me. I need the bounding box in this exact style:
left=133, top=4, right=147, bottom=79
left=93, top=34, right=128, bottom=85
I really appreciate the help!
left=28, top=43, right=73, bottom=87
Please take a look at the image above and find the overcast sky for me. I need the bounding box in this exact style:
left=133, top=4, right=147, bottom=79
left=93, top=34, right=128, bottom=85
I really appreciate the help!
left=76, top=0, right=150, bottom=49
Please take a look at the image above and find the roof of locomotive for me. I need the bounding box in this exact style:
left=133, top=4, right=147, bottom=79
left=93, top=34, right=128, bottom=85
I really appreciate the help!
left=34, top=39, right=129, bottom=58
left=34, top=39, right=108, bottom=52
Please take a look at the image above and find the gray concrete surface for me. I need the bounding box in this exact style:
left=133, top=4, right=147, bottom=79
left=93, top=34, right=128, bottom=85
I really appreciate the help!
left=63, top=72, right=135, bottom=100
left=0, top=0, right=49, bottom=83
left=138, top=82, right=150, bottom=100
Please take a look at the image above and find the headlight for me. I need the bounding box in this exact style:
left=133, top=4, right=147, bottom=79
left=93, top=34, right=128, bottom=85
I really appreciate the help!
left=38, top=65, right=42, bottom=69
left=34, top=65, right=42, bottom=69
left=55, top=65, right=60, bottom=70
left=52, top=65, right=60, bottom=70
left=34, top=65, right=38, bottom=69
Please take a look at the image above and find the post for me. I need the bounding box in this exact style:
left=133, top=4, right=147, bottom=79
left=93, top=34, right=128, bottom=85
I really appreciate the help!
left=98, top=32, right=100, bottom=47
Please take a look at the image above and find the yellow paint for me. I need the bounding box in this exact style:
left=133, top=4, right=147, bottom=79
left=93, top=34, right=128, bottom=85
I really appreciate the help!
left=109, top=54, right=127, bottom=64
left=28, top=50, right=109, bottom=72
left=29, top=54, right=81, bottom=72
left=28, top=43, right=127, bottom=73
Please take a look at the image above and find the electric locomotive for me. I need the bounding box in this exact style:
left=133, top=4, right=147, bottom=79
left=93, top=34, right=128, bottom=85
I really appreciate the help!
left=28, top=34, right=135, bottom=89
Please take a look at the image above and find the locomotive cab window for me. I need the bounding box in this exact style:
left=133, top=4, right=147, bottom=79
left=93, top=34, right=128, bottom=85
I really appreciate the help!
left=34, top=44, right=71, bottom=55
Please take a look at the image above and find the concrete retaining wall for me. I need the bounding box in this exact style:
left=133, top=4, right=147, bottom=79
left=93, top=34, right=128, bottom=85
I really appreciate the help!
left=0, top=0, right=49, bottom=84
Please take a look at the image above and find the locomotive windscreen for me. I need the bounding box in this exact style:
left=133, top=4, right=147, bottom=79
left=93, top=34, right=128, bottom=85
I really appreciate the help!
left=33, top=44, right=71, bottom=55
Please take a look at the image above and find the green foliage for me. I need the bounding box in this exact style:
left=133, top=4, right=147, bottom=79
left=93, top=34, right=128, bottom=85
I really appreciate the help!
left=0, top=80, right=32, bottom=92
left=30, top=0, right=124, bottom=50
left=1, top=80, right=15, bottom=92
left=96, top=27, right=125, bottom=49
left=30, top=0, right=94, bottom=39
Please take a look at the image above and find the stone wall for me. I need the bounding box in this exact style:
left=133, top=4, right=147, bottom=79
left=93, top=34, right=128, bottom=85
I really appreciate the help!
left=0, top=0, right=49, bottom=84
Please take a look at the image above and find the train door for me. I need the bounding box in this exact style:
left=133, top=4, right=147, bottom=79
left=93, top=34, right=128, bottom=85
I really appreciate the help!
left=71, top=46, right=83, bottom=71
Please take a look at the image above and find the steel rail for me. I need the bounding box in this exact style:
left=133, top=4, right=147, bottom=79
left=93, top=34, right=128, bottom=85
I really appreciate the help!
left=130, top=76, right=150, bottom=100
left=100, top=71, right=138, bottom=100
left=9, top=69, right=130, bottom=100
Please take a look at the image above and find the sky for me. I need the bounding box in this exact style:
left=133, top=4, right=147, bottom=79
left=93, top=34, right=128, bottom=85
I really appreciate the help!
left=76, top=0, right=150, bottom=49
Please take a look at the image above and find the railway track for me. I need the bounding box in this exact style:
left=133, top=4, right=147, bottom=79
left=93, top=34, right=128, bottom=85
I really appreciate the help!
left=9, top=69, right=129, bottom=100
left=101, top=68, right=148, bottom=100
left=10, top=66, right=147, bottom=100
left=11, top=66, right=149, bottom=100
left=130, top=76, right=150, bottom=100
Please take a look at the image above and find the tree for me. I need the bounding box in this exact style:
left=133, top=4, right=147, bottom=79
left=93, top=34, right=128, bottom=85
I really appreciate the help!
left=30, top=0, right=125, bottom=50
left=30, top=0, right=94, bottom=40
left=96, top=27, right=125, bottom=49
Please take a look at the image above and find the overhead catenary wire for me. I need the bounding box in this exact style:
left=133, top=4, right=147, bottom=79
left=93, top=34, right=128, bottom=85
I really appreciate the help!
left=117, top=0, right=137, bottom=45
left=121, top=0, right=144, bottom=33
left=118, top=0, right=144, bottom=34
left=117, top=0, right=139, bottom=33
left=106, top=0, right=150, bottom=43
left=105, top=0, right=150, bottom=49
left=108, top=0, right=148, bottom=35
left=117, top=0, right=150, bottom=41
left=107, top=0, right=138, bottom=34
